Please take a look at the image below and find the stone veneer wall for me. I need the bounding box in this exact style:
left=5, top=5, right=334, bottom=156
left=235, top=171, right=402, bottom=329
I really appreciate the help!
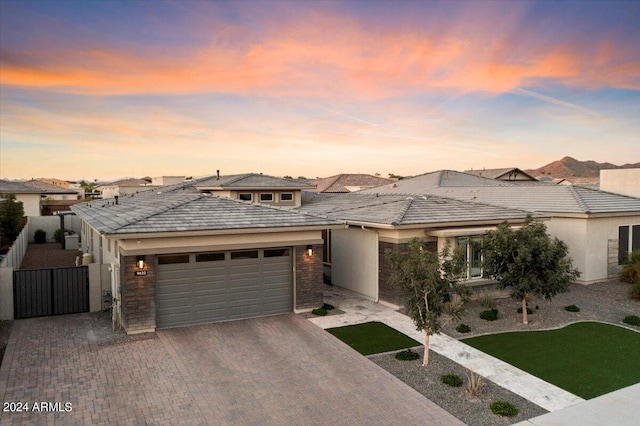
left=378, top=240, right=437, bottom=306
left=295, top=244, right=324, bottom=311
left=121, top=254, right=157, bottom=334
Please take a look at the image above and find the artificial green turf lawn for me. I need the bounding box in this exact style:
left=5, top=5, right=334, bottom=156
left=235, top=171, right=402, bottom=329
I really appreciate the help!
left=462, top=322, right=640, bottom=399
left=326, top=321, right=420, bottom=356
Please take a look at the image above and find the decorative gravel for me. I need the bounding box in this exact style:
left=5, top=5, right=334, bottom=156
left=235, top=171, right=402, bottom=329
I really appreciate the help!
left=372, top=281, right=639, bottom=425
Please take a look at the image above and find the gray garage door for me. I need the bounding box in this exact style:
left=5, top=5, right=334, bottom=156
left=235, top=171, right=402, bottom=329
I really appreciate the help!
left=156, top=248, right=292, bottom=328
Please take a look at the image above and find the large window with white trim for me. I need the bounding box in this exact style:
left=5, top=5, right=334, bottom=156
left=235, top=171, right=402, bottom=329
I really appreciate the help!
left=458, top=236, right=483, bottom=279
left=619, top=225, right=640, bottom=265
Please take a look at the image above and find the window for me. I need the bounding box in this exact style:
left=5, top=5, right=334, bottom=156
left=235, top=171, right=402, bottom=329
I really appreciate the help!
left=264, top=248, right=290, bottom=257
left=619, top=225, right=640, bottom=265
left=259, top=193, right=274, bottom=202
left=458, top=236, right=483, bottom=279
left=280, top=193, right=293, bottom=202
left=196, top=252, right=225, bottom=262
left=230, top=250, right=259, bottom=259
left=158, top=254, right=190, bottom=265
left=238, top=193, right=252, bottom=201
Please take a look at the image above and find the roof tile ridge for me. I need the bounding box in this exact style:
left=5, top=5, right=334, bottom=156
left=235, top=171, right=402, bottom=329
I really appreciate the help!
left=566, top=185, right=590, bottom=213
left=224, top=173, right=253, bottom=185
left=118, top=193, right=204, bottom=230
left=391, top=197, right=414, bottom=226
left=323, top=174, right=344, bottom=192
left=225, top=196, right=341, bottom=222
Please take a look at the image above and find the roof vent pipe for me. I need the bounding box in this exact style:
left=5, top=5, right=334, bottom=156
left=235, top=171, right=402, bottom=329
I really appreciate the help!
left=217, top=170, right=220, bottom=180
left=114, top=195, right=119, bottom=205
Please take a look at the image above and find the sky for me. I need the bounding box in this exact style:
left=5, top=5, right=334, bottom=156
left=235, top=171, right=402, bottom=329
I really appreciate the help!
left=1, top=0, right=639, bottom=181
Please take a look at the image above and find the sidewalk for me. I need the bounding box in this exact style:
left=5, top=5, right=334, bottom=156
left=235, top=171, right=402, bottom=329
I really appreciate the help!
left=308, top=285, right=584, bottom=412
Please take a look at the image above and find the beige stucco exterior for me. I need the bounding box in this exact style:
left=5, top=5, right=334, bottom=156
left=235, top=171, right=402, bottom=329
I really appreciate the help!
left=600, top=169, right=640, bottom=198
left=331, top=227, right=379, bottom=300
left=14, top=193, right=41, bottom=217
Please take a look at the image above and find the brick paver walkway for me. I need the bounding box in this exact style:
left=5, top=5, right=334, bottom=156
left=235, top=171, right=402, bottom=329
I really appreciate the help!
left=0, top=313, right=463, bottom=425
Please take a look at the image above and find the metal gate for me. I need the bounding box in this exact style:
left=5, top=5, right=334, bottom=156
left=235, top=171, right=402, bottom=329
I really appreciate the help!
left=13, top=266, right=89, bottom=319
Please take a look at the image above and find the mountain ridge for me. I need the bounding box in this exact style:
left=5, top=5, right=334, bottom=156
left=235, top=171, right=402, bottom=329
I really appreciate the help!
left=526, top=156, right=640, bottom=179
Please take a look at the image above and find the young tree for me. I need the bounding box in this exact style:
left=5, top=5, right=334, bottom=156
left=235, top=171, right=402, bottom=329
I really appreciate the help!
left=385, top=238, right=467, bottom=365
left=0, top=194, right=25, bottom=244
left=482, top=217, right=580, bottom=324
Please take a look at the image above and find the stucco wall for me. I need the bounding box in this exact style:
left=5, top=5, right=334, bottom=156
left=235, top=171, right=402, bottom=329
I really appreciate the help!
left=331, top=227, right=379, bottom=300
left=28, top=215, right=81, bottom=243
left=600, top=169, right=640, bottom=198
left=15, top=193, right=41, bottom=217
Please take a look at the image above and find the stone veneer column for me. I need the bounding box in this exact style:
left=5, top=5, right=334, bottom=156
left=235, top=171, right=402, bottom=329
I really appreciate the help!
left=121, top=254, right=157, bottom=334
left=295, top=244, right=323, bottom=311
left=378, top=240, right=437, bottom=306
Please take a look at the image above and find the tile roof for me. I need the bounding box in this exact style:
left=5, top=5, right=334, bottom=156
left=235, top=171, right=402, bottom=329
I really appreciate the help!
left=22, top=180, right=78, bottom=194
left=194, top=173, right=315, bottom=190
left=0, top=179, right=44, bottom=194
left=464, top=168, right=537, bottom=181
left=297, top=193, right=534, bottom=226
left=359, top=171, right=640, bottom=214
left=309, top=174, right=393, bottom=193
left=71, top=187, right=339, bottom=235
left=98, top=179, right=153, bottom=187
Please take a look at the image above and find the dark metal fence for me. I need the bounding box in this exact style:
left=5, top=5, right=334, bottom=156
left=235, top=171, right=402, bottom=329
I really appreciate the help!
left=13, top=266, right=89, bottom=319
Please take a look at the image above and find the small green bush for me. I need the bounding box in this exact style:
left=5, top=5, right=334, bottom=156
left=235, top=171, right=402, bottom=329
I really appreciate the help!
left=311, top=307, right=327, bottom=316
left=565, top=304, right=581, bottom=312
left=490, top=400, right=519, bottom=417
left=34, top=229, right=46, bottom=244
left=395, top=349, right=420, bottom=361
left=54, top=228, right=63, bottom=243
left=322, top=303, right=335, bottom=311
left=623, top=315, right=640, bottom=326
left=456, top=323, right=472, bottom=333
left=630, top=282, right=640, bottom=300
left=441, top=374, right=463, bottom=387
left=619, top=250, right=640, bottom=284
left=480, top=309, right=499, bottom=321
left=479, top=292, right=495, bottom=309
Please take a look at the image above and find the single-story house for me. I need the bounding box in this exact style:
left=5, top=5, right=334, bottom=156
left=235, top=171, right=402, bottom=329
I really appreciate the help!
left=97, top=178, right=157, bottom=199
left=359, top=170, right=640, bottom=284
left=296, top=192, right=540, bottom=306
left=0, top=179, right=80, bottom=216
left=72, top=175, right=342, bottom=334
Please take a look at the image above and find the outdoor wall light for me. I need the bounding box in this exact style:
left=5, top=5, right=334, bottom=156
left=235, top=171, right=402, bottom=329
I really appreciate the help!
left=306, top=245, right=313, bottom=256
left=136, top=255, right=145, bottom=269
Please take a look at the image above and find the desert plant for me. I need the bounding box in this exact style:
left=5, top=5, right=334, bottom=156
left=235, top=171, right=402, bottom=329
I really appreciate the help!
left=479, top=292, right=495, bottom=309
left=54, top=228, right=63, bottom=243
left=623, top=315, right=640, bottom=326
left=480, top=309, right=499, bottom=321
left=322, top=303, right=335, bottom=311
left=456, top=323, right=472, bottom=333
left=629, top=282, right=640, bottom=300
left=565, top=304, right=581, bottom=312
left=441, top=374, right=463, bottom=387
left=465, top=372, right=483, bottom=396
left=395, top=349, right=420, bottom=361
left=311, top=307, right=327, bottom=316
left=34, top=229, right=46, bottom=244
left=490, top=400, right=519, bottom=417
left=619, top=250, right=640, bottom=284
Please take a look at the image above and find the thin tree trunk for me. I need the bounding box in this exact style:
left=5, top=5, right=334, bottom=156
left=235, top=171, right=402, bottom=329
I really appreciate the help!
left=423, top=332, right=430, bottom=366
left=522, top=297, right=529, bottom=324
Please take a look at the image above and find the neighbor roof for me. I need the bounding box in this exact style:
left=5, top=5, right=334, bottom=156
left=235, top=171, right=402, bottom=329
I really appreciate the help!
left=464, top=168, right=537, bottom=181
left=194, top=173, right=315, bottom=190
left=360, top=170, right=640, bottom=214
left=22, top=180, right=78, bottom=194
left=72, top=187, right=339, bottom=235
left=297, top=192, right=535, bottom=227
left=0, top=179, right=44, bottom=194
left=309, top=174, right=393, bottom=193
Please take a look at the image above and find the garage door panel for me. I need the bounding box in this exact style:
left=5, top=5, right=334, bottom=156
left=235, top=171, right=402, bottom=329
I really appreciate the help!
left=156, top=248, right=293, bottom=328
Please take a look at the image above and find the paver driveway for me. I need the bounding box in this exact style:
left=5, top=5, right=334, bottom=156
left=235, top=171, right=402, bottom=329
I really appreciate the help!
left=0, top=313, right=463, bottom=425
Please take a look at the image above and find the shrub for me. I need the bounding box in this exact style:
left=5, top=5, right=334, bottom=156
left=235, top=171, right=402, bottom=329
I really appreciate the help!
left=322, top=303, right=335, bottom=311
left=34, top=229, right=46, bottom=244
left=441, top=374, right=463, bottom=387
left=480, top=309, right=499, bottom=321
left=479, top=292, right=495, bottom=309
left=630, top=282, right=640, bottom=301
left=619, top=250, right=640, bottom=284
left=54, top=229, right=63, bottom=244
left=311, top=307, right=327, bottom=316
left=395, top=349, right=420, bottom=361
left=456, top=323, right=472, bottom=333
left=466, top=372, right=483, bottom=396
left=490, top=400, right=519, bottom=417
left=623, top=315, right=640, bottom=326
left=565, top=304, right=581, bottom=312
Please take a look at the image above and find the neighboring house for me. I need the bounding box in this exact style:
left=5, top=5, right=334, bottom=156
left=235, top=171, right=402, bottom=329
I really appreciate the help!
left=151, top=176, right=186, bottom=186
left=0, top=179, right=45, bottom=216
left=537, top=176, right=573, bottom=185
left=309, top=174, right=393, bottom=193
left=464, top=168, right=538, bottom=182
left=97, top=178, right=156, bottom=199
left=36, top=177, right=70, bottom=189
left=22, top=180, right=82, bottom=215
left=72, top=175, right=341, bottom=334
left=600, top=168, right=640, bottom=198
left=296, top=192, right=538, bottom=306
left=191, top=172, right=315, bottom=207
left=360, top=170, right=640, bottom=284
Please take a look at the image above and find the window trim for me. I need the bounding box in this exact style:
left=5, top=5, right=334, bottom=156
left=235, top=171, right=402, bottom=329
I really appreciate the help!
left=259, top=193, right=274, bottom=202
left=279, top=192, right=294, bottom=202
left=238, top=193, right=253, bottom=202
